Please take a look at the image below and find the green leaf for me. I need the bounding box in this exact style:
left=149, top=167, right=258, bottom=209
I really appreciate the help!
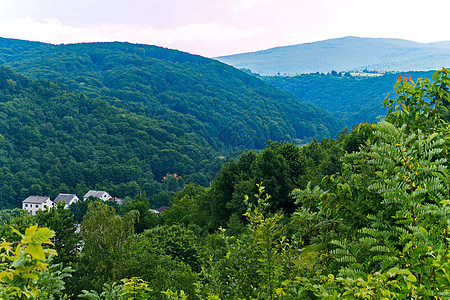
left=275, top=287, right=285, bottom=296
left=26, top=243, right=46, bottom=261
left=32, top=227, right=55, bottom=244
left=9, top=227, right=23, bottom=238
left=406, top=273, right=416, bottom=282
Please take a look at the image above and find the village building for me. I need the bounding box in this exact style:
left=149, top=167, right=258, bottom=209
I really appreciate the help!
left=156, top=206, right=170, bottom=213
left=22, top=196, right=54, bottom=215
left=83, top=190, right=112, bottom=201
left=54, top=193, right=79, bottom=208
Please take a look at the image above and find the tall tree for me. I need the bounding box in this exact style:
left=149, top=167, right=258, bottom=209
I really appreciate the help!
left=75, top=200, right=137, bottom=293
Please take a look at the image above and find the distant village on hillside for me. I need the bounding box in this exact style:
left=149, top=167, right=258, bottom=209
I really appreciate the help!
left=21, top=173, right=181, bottom=216
left=22, top=190, right=119, bottom=215
left=22, top=190, right=170, bottom=216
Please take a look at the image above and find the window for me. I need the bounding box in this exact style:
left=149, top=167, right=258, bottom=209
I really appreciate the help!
left=35, top=204, right=39, bottom=208
left=25, top=204, right=28, bottom=207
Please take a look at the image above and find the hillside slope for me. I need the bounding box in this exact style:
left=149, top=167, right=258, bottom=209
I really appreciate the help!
left=216, top=37, right=450, bottom=75
left=0, top=38, right=344, bottom=208
left=0, top=38, right=343, bottom=148
left=0, top=67, right=223, bottom=208
left=263, top=71, right=435, bottom=127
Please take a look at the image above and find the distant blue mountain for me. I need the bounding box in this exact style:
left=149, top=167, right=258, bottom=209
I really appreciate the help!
left=215, top=37, right=450, bottom=75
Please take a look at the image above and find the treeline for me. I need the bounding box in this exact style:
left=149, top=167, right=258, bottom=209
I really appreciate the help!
left=0, top=38, right=346, bottom=209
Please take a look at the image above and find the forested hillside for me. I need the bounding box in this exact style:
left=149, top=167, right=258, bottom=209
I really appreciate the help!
left=0, top=38, right=342, bottom=148
left=0, top=67, right=219, bottom=208
left=263, top=71, right=435, bottom=127
left=0, top=38, right=343, bottom=209
left=2, top=69, right=450, bottom=299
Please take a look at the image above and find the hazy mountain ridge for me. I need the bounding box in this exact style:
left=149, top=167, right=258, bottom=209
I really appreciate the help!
left=216, top=36, right=450, bottom=75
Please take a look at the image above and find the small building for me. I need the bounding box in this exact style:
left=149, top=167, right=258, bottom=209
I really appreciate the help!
left=83, top=190, right=112, bottom=201
left=54, top=193, right=79, bottom=208
left=22, top=196, right=54, bottom=215
left=156, top=206, right=170, bottom=213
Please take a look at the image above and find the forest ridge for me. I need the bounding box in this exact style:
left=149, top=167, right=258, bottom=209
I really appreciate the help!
left=0, top=37, right=343, bottom=209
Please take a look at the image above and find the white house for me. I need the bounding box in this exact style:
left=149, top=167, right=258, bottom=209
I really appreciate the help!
left=83, top=190, right=112, bottom=201
left=22, top=196, right=54, bottom=215
left=54, top=193, right=79, bottom=208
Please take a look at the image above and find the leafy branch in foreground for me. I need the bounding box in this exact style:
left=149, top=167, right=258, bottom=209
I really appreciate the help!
left=0, top=224, right=62, bottom=299
left=290, top=68, right=450, bottom=299
left=196, top=184, right=300, bottom=300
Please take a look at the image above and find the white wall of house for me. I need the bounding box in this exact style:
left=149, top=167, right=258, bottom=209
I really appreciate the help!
left=55, top=194, right=80, bottom=209
left=65, top=195, right=79, bottom=207
left=83, top=191, right=112, bottom=201
left=99, top=192, right=111, bottom=201
left=22, top=199, right=54, bottom=215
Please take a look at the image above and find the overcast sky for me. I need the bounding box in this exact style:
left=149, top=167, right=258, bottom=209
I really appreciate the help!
left=0, top=0, right=448, bottom=57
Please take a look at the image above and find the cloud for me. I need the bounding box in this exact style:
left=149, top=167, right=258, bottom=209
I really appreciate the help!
left=146, top=22, right=263, bottom=44
left=0, top=17, right=99, bottom=44
left=0, top=17, right=264, bottom=56
left=233, top=0, right=270, bottom=12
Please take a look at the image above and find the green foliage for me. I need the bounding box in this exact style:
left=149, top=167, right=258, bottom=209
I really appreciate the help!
left=76, top=200, right=137, bottom=293
left=142, top=225, right=201, bottom=272
left=37, top=259, right=73, bottom=300
left=120, top=277, right=152, bottom=300
left=121, top=193, right=162, bottom=233
left=164, top=129, right=367, bottom=233
left=161, top=289, right=188, bottom=300
left=0, top=224, right=62, bottom=299
left=383, top=69, right=449, bottom=133
left=0, top=211, right=36, bottom=242
left=197, top=184, right=300, bottom=300
left=79, top=282, right=123, bottom=300
left=264, top=72, right=392, bottom=127
left=69, top=197, right=94, bottom=223
left=124, top=234, right=198, bottom=300
left=162, top=183, right=208, bottom=229
left=7, top=39, right=450, bottom=300
left=0, top=38, right=344, bottom=209
left=0, top=208, right=27, bottom=226
left=71, top=200, right=199, bottom=299
left=290, top=68, right=450, bottom=298
left=264, top=70, right=442, bottom=128
left=35, top=202, right=79, bottom=267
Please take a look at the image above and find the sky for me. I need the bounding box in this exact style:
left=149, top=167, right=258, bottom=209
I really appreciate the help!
left=0, top=0, right=449, bottom=58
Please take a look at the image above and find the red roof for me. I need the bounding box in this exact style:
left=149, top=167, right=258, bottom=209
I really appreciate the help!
left=156, top=206, right=170, bottom=213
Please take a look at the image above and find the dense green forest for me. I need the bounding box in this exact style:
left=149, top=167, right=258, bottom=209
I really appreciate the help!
left=2, top=69, right=450, bottom=299
left=0, top=37, right=344, bottom=209
left=0, top=67, right=220, bottom=208
left=0, top=37, right=343, bottom=148
left=263, top=71, right=436, bottom=127
left=0, top=121, right=367, bottom=299
left=3, top=36, right=450, bottom=298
